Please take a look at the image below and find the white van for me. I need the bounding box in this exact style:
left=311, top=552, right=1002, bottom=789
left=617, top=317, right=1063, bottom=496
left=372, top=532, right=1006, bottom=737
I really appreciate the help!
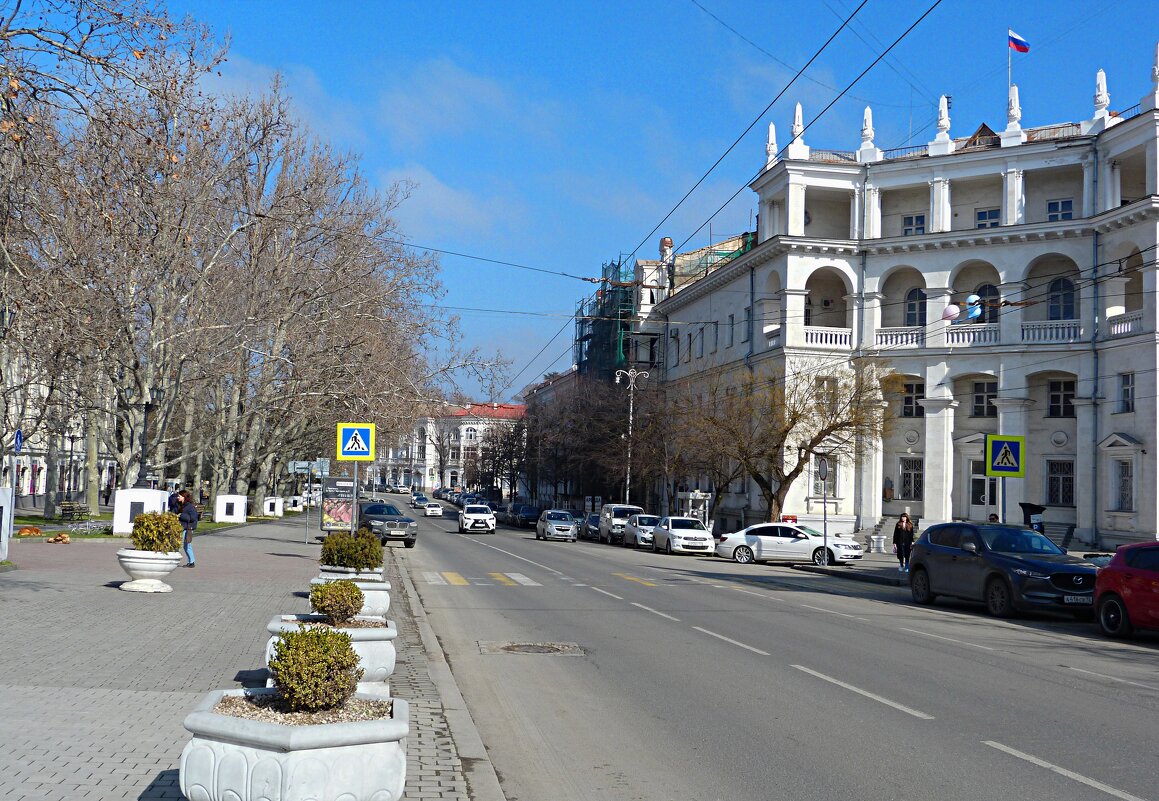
left=598, top=504, right=645, bottom=544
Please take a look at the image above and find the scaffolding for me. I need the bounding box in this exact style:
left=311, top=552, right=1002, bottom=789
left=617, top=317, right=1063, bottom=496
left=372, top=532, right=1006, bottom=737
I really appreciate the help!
left=668, top=232, right=755, bottom=290
left=574, top=257, right=636, bottom=380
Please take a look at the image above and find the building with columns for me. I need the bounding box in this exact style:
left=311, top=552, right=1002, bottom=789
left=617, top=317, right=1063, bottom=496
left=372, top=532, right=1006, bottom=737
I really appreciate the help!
left=647, top=46, right=1159, bottom=548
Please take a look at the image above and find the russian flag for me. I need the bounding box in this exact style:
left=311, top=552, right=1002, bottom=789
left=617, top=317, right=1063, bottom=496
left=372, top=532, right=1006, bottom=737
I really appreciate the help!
left=1008, top=29, right=1030, bottom=53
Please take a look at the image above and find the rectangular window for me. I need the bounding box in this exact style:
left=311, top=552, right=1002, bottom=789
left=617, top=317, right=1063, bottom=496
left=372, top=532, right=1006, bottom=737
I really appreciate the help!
left=975, top=207, right=1000, bottom=228
left=812, top=455, right=837, bottom=497
left=695, top=327, right=704, bottom=358
left=1047, top=198, right=1073, bottom=221
left=726, top=314, right=735, bottom=347
left=449, top=447, right=460, bottom=461
left=902, top=214, right=925, bottom=236
left=742, top=307, right=751, bottom=342
left=972, top=381, right=998, bottom=417
left=1115, top=459, right=1133, bottom=511
left=1047, top=380, right=1075, bottom=418
left=669, top=333, right=680, bottom=366
left=711, top=322, right=719, bottom=353
left=1046, top=460, right=1075, bottom=506
left=902, top=382, right=925, bottom=418
left=1119, top=372, right=1135, bottom=413
left=899, top=458, right=924, bottom=500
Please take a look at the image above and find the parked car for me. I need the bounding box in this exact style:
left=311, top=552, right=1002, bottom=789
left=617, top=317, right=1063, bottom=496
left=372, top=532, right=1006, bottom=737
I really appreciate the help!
left=909, top=523, right=1097, bottom=618
left=715, top=522, right=863, bottom=565
left=584, top=513, right=601, bottom=541
left=1094, top=541, right=1159, bottom=637
left=424, top=502, right=444, bottom=518
left=512, top=505, right=540, bottom=528
left=536, top=509, right=578, bottom=541
left=599, top=504, right=645, bottom=544
left=458, top=504, right=496, bottom=534
left=357, top=501, right=418, bottom=548
left=652, top=517, right=714, bottom=555
left=623, top=514, right=660, bottom=548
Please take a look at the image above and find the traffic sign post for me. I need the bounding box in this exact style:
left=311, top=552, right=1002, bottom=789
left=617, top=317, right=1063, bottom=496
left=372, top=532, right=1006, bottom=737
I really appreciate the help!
left=335, top=423, right=375, bottom=536
left=985, top=435, right=1025, bottom=523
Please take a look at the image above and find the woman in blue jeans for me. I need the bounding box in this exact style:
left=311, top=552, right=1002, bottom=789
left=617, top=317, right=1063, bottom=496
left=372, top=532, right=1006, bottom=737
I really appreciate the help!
left=178, top=491, right=200, bottom=567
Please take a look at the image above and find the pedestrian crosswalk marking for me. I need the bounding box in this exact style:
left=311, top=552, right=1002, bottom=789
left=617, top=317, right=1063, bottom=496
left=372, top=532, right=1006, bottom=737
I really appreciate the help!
left=444, top=572, right=470, bottom=586
left=489, top=572, right=517, bottom=586
left=506, top=573, right=542, bottom=586
left=421, top=571, right=543, bottom=587
left=614, top=572, right=657, bottom=587
left=423, top=571, right=447, bottom=585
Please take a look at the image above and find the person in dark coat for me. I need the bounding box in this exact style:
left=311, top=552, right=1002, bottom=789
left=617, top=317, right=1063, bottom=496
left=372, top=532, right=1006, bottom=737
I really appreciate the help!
left=178, top=490, right=199, bottom=568
left=168, top=491, right=182, bottom=513
left=893, top=513, right=915, bottom=573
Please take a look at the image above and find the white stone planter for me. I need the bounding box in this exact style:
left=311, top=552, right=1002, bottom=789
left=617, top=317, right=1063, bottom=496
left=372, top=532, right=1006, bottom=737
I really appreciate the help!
left=180, top=688, right=408, bottom=801
left=317, top=565, right=386, bottom=582
left=310, top=577, right=392, bottom=617
left=116, top=548, right=184, bottom=592
left=266, top=615, right=398, bottom=685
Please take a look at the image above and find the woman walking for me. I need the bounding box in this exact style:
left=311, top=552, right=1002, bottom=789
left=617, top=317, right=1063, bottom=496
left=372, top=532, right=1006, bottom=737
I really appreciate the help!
left=178, top=490, right=199, bottom=568
left=893, top=513, right=915, bottom=573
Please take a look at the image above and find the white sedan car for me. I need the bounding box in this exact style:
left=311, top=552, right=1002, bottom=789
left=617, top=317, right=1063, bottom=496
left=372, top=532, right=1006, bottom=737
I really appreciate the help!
left=536, top=509, right=578, bottom=541
left=623, top=514, right=660, bottom=548
left=424, top=502, right=444, bottom=517
left=652, top=517, right=714, bottom=555
left=458, top=504, right=496, bottom=534
left=715, top=522, right=863, bottom=565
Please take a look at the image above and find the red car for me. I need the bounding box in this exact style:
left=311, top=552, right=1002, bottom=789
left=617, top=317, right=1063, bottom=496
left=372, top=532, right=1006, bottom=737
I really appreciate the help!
left=1094, top=542, right=1159, bottom=637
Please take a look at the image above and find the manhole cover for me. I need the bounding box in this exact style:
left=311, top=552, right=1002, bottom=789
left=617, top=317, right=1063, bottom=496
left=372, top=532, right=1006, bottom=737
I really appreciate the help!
left=478, top=641, right=584, bottom=656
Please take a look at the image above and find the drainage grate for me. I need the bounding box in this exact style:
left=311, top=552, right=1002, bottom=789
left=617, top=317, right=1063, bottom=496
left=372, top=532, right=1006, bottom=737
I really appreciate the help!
left=477, top=641, right=584, bottom=656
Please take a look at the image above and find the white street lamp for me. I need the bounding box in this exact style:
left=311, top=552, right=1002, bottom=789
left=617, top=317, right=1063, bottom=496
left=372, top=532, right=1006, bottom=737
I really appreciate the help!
left=615, top=368, right=649, bottom=505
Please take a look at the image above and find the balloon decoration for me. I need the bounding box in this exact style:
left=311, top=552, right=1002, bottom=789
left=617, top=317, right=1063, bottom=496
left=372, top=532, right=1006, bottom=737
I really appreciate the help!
left=965, top=294, right=982, bottom=319
left=942, top=304, right=960, bottom=321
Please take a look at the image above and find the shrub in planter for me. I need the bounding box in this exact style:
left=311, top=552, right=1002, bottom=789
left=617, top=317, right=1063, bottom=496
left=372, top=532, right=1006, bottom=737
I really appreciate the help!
left=131, top=511, right=183, bottom=552
left=267, top=625, right=363, bottom=712
left=309, top=579, right=364, bottom=626
left=320, top=528, right=382, bottom=571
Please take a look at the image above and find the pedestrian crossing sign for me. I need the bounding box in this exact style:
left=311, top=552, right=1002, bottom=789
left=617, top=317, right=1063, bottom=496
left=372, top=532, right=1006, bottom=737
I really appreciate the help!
left=336, top=422, right=375, bottom=462
left=985, top=434, right=1025, bottom=477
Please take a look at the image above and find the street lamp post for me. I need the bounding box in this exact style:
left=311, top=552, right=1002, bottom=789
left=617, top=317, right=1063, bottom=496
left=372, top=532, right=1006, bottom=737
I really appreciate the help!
left=615, top=368, right=649, bottom=505
left=132, top=387, right=165, bottom=489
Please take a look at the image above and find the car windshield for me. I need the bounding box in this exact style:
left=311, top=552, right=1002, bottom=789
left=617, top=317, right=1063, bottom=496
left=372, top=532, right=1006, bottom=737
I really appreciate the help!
left=612, top=507, right=642, bottom=517
left=798, top=526, right=825, bottom=538
left=547, top=511, right=571, bottom=521
left=671, top=518, right=707, bottom=530
left=362, top=504, right=402, bottom=516
left=426, top=503, right=440, bottom=508
left=979, top=526, right=1064, bottom=555
left=465, top=505, right=491, bottom=514
left=636, top=516, right=660, bottom=526
left=588, top=515, right=599, bottom=524
left=521, top=507, right=540, bottom=515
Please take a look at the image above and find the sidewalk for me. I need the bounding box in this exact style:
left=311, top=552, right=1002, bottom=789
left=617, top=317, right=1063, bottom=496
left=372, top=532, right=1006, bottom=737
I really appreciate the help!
left=0, top=519, right=503, bottom=801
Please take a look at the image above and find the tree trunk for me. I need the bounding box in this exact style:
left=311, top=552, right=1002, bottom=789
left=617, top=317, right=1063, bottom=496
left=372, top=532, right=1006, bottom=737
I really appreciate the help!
left=43, top=432, right=61, bottom=519
left=84, top=411, right=99, bottom=509
left=178, top=396, right=196, bottom=487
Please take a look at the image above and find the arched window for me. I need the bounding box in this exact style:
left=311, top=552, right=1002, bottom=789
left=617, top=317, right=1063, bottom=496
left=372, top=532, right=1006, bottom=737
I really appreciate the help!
left=975, top=284, right=1000, bottom=323
left=1048, top=278, right=1076, bottom=320
left=464, top=427, right=477, bottom=442
left=905, top=288, right=927, bottom=327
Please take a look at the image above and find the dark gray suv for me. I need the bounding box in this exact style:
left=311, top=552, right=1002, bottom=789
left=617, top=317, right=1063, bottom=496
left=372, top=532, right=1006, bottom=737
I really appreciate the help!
left=909, top=523, right=1096, bottom=618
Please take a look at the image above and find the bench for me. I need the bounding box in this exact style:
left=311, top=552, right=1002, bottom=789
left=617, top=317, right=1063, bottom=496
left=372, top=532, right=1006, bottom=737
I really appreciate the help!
left=58, top=501, right=92, bottom=521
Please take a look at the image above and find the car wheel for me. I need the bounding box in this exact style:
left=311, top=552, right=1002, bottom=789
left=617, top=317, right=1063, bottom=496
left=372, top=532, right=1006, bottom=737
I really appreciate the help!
left=733, top=545, right=755, bottom=564
left=985, top=577, right=1015, bottom=618
left=651, top=538, right=658, bottom=553
left=622, top=535, right=630, bottom=548
left=404, top=539, right=416, bottom=549
left=811, top=548, right=830, bottom=566
left=665, top=539, right=674, bottom=555
left=1097, top=594, right=1133, bottom=637
left=910, top=568, right=935, bottom=605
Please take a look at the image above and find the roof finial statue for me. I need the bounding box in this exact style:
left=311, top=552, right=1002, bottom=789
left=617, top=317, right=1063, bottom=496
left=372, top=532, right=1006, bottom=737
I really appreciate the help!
left=861, top=106, right=874, bottom=145
left=785, top=102, right=810, bottom=159
left=1152, top=41, right=1159, bottom=88
left=928, top=94, right=955, bottom=155
left=791, top=102, right=804, bottom=139
left=1145, top=42, right=1159, bottom=113
left=1007, top=83, right=1021, bottom=126
left=765, top=121, right=778, bottom=167
left=1094, top=68, right=1110, bottom=112
left=936, top=94, right=950, bottom=135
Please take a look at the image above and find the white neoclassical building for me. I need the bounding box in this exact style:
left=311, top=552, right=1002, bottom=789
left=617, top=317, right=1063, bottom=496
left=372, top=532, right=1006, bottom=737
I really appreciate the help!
left=647, top=47, right=1159, bottom=548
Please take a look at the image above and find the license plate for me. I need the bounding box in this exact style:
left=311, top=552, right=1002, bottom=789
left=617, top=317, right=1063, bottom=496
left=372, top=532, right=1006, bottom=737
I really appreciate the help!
left=1063, top=595, right=1092, bottom=605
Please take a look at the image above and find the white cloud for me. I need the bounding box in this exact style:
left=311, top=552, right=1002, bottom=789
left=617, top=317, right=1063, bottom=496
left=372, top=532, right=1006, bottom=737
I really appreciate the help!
left=379, top=163, right=524, bottom=243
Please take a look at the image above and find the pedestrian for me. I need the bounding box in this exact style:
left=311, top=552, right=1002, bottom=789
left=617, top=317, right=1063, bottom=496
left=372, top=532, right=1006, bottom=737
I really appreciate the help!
left=102, top=484, right=112, bottom=506
left=988, top=513, right=1000, bottom=523
left=893, top=513, right=915, bottom=573
left=167, top=489, right=182, bottom=514
left=178, top=490, right=199, bottom=568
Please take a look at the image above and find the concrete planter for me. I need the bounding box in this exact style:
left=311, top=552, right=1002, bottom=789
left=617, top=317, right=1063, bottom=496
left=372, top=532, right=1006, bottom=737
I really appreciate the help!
left=310, top=577, right=391, bottom=617
left=266, top=615, right=398, bottom=685
left=115, top=548, right=184, bottom=592
left=180, top=688, right=408, bottom=801
left=317, top=565, right=385, bottom=583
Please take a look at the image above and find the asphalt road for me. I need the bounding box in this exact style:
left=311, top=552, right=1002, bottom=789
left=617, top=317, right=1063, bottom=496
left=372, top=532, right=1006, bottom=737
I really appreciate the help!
left=406, top=505, right=1158, bottom=801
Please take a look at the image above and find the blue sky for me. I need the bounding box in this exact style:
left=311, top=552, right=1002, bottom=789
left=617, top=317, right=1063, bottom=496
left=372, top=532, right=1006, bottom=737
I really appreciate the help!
left=170, top=0, right=1157, bottom=400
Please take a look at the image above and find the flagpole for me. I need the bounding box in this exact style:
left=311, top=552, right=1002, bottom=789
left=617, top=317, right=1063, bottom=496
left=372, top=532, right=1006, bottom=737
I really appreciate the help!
left=1007, top=28, right=1012, bottom=92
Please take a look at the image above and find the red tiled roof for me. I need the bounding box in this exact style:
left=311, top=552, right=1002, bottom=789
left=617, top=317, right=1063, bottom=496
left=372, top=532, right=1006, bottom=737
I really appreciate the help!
left=449, top=403, right=526, bottom=420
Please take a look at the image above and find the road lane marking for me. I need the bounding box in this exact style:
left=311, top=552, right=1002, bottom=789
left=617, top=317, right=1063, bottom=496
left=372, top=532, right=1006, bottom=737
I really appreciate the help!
left=732, top=586, right=785, bottom=601
left=982, top=741, right=1149, bottom=801
left=463, top=538, right=566, bottom=574
left=489, top=573, right=517, bottom=586
left=1066, top=666, right=1159, bottom=691
left=800, top=604, right=870, bottom=621
left=590, top=587, right=624, bottom=600
left=443, top=572, right=470, bottom=586
left=631, top=602, right=680, bottom=622
left=506, top=573, right=542, bottom=587
left=614, top=572, right=657, bottom=587
left=423, top=572, right=447, bottom=585
left=692, top=626, right=770, bottom=656
left=900, top=628, right=995, bottom=651
left=791, top=665, right=934, bottom=720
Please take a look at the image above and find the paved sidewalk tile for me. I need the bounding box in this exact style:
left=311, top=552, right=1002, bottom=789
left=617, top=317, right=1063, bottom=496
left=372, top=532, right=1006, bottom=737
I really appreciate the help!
left=1, top=521, right=476, bottom=800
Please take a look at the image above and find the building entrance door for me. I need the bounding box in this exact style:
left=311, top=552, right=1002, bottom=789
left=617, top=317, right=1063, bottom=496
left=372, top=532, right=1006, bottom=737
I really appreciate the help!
left=968, top=459, right=996, bottom=521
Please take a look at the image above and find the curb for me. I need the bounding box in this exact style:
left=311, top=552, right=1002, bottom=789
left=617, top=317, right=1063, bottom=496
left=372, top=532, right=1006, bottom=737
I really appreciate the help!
left=792, top=564, right=906, bottom=587
left=0, top=563, right=17, bottom=573
left=396, top=555, right=507, bottom=801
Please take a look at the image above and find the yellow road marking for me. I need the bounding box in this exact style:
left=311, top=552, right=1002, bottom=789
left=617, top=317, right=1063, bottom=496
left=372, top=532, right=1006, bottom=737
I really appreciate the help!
left=489, top=572, right=517, bottom=586
left=613, top=572, right=657, bottom=587
left=443, top=572, right=470, bottom=586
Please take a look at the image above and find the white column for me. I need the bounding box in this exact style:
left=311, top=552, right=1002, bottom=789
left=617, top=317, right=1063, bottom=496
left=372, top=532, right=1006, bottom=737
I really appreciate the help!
left=918, top=397, right=957, bottom=527
left=1108, top=161, right=1122, bottom=209
left=861, top=292, right=883, bottom=349
left=1002, top=168, right=1025, bottom=225
left=924, top=287, right=953, bottom=348
left=864, top=184, right=882, bottom=239
left=1103, top=275, right=1129, bottom=319
left=929, top=177, right=952, bottom=233
left=849, top=185, right=863, bottom=240
left=856, top=426, right=885, bottom=533
left=998, top=281, right=1026, bottom=345
left=787, top=179, right=807, bottom=236
left=1146, top=143, right=1158, bottom=196
left=782, top=288, right=808, bottom=346
left=1082, top=155, right=1097, bottom=217
left=1072, top=397, right=1097, bottom=545
left=991, top=397, right=1033, bottom=523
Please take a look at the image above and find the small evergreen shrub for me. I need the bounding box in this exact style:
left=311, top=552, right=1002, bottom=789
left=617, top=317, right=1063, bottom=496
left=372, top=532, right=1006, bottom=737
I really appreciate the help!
left=320, top=529, right=383, bottom=570
left=310, top=579, right=364, bottom=626
left=269, top=625, right=362, bottom=712
left=131, top=512, right=183, bottom=552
